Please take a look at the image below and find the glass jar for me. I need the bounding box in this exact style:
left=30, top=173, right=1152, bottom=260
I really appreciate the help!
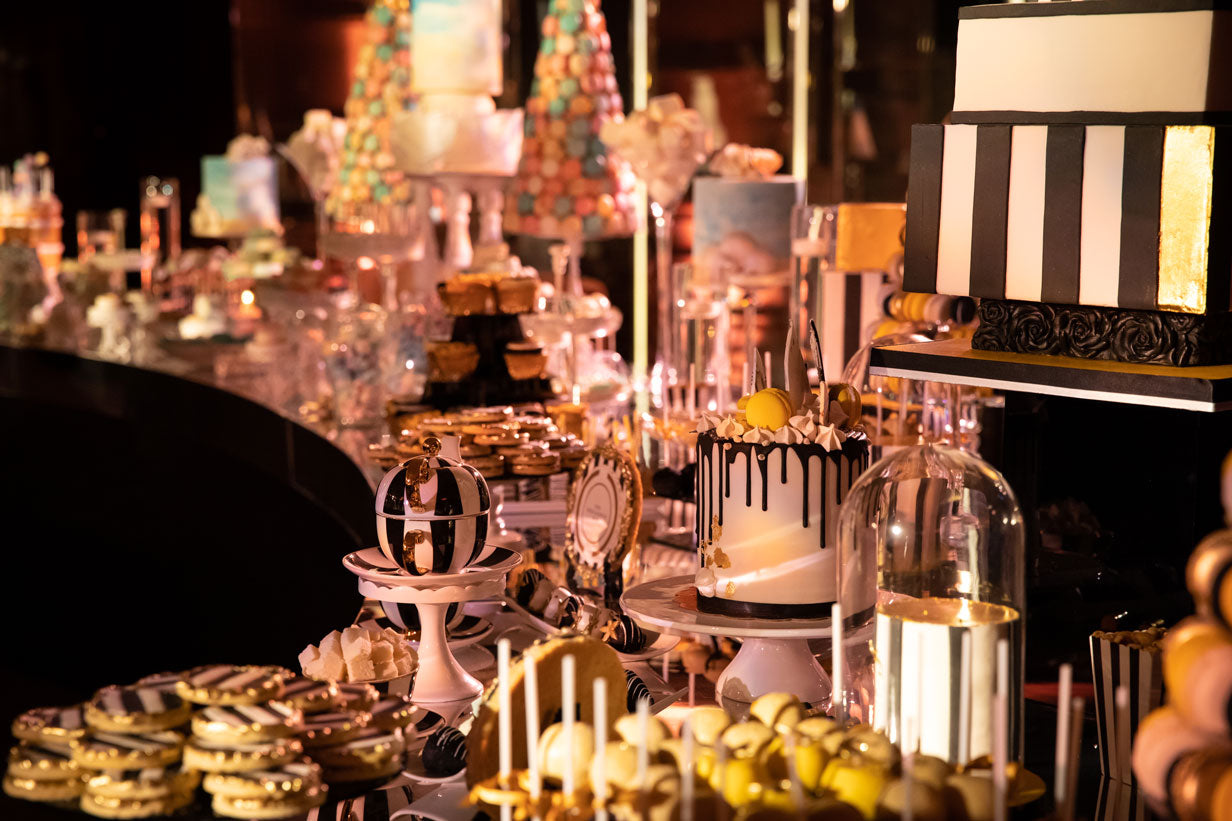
left=836, top=442, right=1025, bottom=766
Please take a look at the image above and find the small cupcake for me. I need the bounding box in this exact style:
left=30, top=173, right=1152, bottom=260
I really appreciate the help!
left=427, top=342, right=480, bottom=383
left=510, top=445, right=561, bottom=476
left=504, top=341, right=548, bottom=381
left=495, top=274, right=541, bottom=314
left=467, top=453, right=505, bottom=478
left=438, top=276, right=493, bottom=316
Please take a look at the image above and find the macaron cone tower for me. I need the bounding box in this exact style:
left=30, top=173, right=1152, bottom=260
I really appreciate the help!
left=505, top=0, right=637, bottom=242
left=326, top=0, right=416, bottom=219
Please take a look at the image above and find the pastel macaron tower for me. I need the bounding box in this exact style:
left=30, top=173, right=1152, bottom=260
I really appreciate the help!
left=505, top=0, right=637, bottom=240
left=326, top=0, right=416, bottom=218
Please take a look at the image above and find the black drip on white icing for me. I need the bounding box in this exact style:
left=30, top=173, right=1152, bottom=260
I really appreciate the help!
left=695, top=431, right=870, bottom=562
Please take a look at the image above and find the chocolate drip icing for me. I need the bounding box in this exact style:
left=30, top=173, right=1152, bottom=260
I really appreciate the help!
left=758, top=451, right=769, bottom=511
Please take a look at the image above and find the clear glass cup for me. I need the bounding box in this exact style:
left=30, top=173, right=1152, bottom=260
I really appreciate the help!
left=322, top=303, right=389, bottom=428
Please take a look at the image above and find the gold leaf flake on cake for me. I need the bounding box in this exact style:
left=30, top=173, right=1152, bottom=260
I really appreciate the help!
left=712, top=546, right=731, bottom=569
left=724, top=581, right=736, bottom=598
left=710, top=516, right=723, bottom=542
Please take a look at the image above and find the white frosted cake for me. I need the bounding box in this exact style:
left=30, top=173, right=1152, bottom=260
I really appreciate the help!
left=693, top=381, right=868, bottom=619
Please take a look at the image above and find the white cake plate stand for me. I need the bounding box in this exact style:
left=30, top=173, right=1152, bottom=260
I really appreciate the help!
left=343, top=547, right=521, bottom=704
left=621, top=575, right=834, bottom=705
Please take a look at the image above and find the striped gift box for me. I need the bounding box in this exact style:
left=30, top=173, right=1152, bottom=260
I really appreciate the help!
left=1089, top=633, right=1166, bottom=786
left=905, top=123, right=1231, bottom=315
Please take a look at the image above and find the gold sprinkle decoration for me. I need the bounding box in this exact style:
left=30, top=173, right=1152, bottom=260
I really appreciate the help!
left=725, top=581, right=736, bottom=599
left=712, top=546, right=731, bottom=569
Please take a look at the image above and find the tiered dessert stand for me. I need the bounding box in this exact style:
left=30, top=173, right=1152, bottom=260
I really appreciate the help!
left=343, top=547, right=520, bottom=704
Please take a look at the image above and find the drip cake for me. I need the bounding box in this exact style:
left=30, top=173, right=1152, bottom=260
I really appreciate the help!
left=694, top=325, right=869, bottom=618
left=903, top=0, right=1232, bottom=366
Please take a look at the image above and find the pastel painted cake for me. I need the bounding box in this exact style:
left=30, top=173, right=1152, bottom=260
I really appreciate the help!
left=904, top=0, right=1232, bottom=366
left=693, top=328, right=869, bottom=618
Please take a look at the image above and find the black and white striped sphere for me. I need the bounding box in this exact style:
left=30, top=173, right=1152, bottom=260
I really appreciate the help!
left=376, top=456, right=492, bottom=575
left=379, top=601, right=463, bottom=632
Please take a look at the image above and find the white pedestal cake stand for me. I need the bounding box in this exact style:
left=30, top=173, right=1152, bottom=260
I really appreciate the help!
left=343, top=547, right=521, bottom=704
left=621, top=575, right=834, bottom=705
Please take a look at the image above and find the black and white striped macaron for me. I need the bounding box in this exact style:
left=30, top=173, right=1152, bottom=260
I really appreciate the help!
left=85, top=764, right=200, bottom=801
left=182, top=736, right=303, bottom=774
left=192, top=702, right=304, bottom=743
left=202, top=759, right=322, bottom=799
left=335, top=682, right=379, bottom=714
left=375, top=455, right=492, bottom=576
left=7, top=741, right=79, bottom=782
left=70, top=730, right=183, bottom=770
left=299, top=711, right=371, bottom=749
left=176, top=665, right=286, bottom=706
left=308, top=727, right=405, bottom=771
left=274, top=676, right=340, bottom=715
left=11, top=705, right=87, bottom=744
left=133, top=671, right=185, bottom=693
left=367, top=695, right=416, bottom=733
left=85, top=685, right=191, bottom=733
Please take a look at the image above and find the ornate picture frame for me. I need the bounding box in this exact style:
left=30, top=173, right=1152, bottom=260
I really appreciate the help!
left=563, top=444, right=642, bottom=605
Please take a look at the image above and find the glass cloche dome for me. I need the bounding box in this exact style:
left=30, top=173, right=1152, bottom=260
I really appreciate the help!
left=836, top=440, right=1025, bottom=766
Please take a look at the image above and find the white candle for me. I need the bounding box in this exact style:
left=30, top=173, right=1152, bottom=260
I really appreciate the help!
left=594, top=677, right=609, bottom=821
left=562, top=654, right=576, bottom=796
left=1063, top=697, right=1084, bottom=821
left=783, top=731, right=805, bottom=810
left=958, top=630, right=972, bottom=766
left=682, top=720, right=695, bottom=821
left=1053, top=663, right=1072, bottom=810
left=525, top=655, right=541, bottom=801
left=831, top=603, right=845, bottom=724
left=636, top=696, right=650, bottom=789
left=993, top=639, right=1008, bottom=821
left=497, top=638, right=513, bottom=821
left=791, top=0, right=809, bottom=183
left=716, top=742, right=729, bottom=821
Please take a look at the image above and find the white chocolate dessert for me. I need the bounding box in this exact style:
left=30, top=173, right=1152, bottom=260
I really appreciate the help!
left=694, top=326, right=867, bottom=618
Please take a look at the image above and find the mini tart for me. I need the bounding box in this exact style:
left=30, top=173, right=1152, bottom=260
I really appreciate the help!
left=86, top=685, right=191, bottom=733
left=202, top=760, right=322, bottom=799
left=273, top=676, right=339, bottom=714
left=85, top=765, right=200, bottom=800
left=299, top=711, right=371, bottom=748
left=504, top=345, right=548, bottom=380
left=335, top=682, right=379, bottom=713
left=4, top=773, right=84, bottom=802
left=426, top=341, right=480, bottom=382
left=512, top=415, right=555, bottom=436
left=495, top=275, right=540, bottom=314
left=176, top=664, right=286, bottom=706
left=308, top=727, right=405, bottom=770
left=457, top=406, right=514, bottom=425
left=79, top=789, right=193, bottom=819
left=559, top=445, right=588, bottom=470
left=11, top=704, right=87, bottom=744
left=510, top=448, right=561, bottom=476
left=466, top=453, right=506, bottom=478
left=70, top=731, right=183, bottom=770
left=182, top=737, right=303, bottom=773
left=211, top=784, right=327, bottom=819
left=458, top=441, right=493, bottom=458
left=191, top=702, right=304, bottom=744
left=437, top=279, right=492, bottom=316
left=8, top=741, right=78, bottom=781
left=368, top=695, right=417, bottom=732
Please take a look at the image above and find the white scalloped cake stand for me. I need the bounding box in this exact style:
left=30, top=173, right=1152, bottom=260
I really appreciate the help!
left=343, top=547, right=521, bottom=704
left=621, top=575, right=834, bottom=705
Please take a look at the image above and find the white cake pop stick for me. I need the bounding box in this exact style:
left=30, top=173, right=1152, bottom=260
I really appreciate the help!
left=1062, top=697, right=1084, bottom=821
left=636, top=697, right=650, bottom=789
left=497, top=638, right=513, bottom=821
left=716, top=741, right=729, bottom=821
left=525, top=654, right=541, bottom=805
left=993, top=639, right=1009, bottom=821
left=831, top=603, right=845, bottom=725
left=662, top=651, right=670, bottom=685
left=958, top=631, right=972, bottom=767
left=594, top=677, right=608, bottom=821
left=1053, top=664, right=1072, bottom=811
left=562, top=654, right=576, bottom=797
left=682, top=719, right=695, bottom=821
left=688, top=672, right=696, bottom=707
left=783, top=731, right=805, bottom=812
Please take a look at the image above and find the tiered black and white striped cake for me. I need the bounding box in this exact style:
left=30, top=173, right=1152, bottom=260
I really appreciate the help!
left=904, top=0, right=1232, bottom=365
